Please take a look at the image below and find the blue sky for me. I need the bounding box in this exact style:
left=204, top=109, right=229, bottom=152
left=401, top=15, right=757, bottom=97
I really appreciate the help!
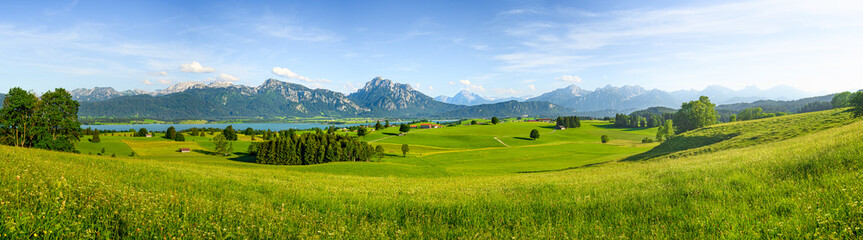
left=1, top=0, right=862, bottom=98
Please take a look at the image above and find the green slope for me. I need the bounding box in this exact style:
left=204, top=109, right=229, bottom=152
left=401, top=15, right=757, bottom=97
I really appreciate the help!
left=1, top=109, right=862, bottom=238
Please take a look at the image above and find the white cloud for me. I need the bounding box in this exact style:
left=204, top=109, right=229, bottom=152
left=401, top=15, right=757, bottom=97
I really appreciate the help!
left=272, top=67, right=303, bottom=79
left=528, top=84, right=536, bottom=91
left=216, top=73, right=239, bottom=82
left=555, top=75, right=582, bottom=83
left=467, top=85, right=486, bottom=92
left=179, top=61, right=215, bottom=73
left=522, top=79, right=537, bottom=83
left=143, top=79, right=152, bottom=85
left=457, top=78, right=487, bottom=92
left=272, top=67, right=331, bottom=83
left=428, top=86, right=434, bottom=91
left=149, top=71, right=168, bottom=76
left=449, top=81, right=455, bottom=85
left=158, top=79, right=171, bottom=84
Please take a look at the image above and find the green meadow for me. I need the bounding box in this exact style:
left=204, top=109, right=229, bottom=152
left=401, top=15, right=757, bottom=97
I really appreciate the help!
left=2, top=109, right=862, bottom=238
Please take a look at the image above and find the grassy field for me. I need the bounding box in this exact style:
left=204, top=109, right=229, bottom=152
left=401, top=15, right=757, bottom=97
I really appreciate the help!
left=2, top=109, right=862, bottom=238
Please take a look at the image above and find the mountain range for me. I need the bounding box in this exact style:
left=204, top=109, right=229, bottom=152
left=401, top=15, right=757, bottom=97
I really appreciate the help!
left=524, top=84, right=815, bottom=113
left=53, top=77, right=824, bottom=120
left=74, top=78, right=571, bottom=119
left=435, top=90, right=530, bottom=106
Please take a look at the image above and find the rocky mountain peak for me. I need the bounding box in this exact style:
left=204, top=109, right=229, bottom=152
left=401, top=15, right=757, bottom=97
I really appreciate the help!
left=563, top=84, right=587, bottom=96
left=260, top=78, right=286, bottom=88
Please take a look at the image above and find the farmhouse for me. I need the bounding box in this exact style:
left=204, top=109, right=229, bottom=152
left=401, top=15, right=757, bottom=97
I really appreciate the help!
left=556, top=125, right=566, bottom=130
left=410, top=125, right=418, bottom=128
left=178, top=148, right=191, bottom=153
left=419, top=124, right=440, bottom=129
left=145, top=134, right=153, bottom=137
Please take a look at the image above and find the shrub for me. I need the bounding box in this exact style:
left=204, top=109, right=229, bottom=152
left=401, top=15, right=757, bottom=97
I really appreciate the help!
left=642, top=137, right=654, bottom=143
left=601, top=135, right=610, bottom=143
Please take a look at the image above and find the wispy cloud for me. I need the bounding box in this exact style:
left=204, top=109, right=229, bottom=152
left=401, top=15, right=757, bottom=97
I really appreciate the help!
left=272, top=67, right=331, bottom=83
left=555, top=75, right=582, bottom=83
left=253, top=14, right=339, bottom=42
left=492, top=0, right=863, bottom=81
left=216, top=73, right=238, bottom=82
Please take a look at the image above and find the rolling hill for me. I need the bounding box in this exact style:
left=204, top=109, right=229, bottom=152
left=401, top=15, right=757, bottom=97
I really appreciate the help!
left=2, top=108, right=861, bottom=238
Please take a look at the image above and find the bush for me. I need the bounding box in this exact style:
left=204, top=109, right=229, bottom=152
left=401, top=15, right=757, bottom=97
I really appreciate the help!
left=642, top=137, right=654, bottom=143
left=530, top=129, right=540, bottom=140
left=601, top=135, right=610, bottom=143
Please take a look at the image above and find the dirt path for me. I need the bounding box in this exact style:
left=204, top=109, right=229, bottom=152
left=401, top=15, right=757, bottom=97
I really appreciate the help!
left=368, top=136, right=394, bottom=143
left=493, top=137, right=511, bottom=148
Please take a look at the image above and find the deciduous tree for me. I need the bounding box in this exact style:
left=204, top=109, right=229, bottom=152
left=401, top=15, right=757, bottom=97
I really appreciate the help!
left=851, top=92, right=863, bottom=117
left=223, top=125, right=238, bottom=141
left=213, top=134, right=232, bottom=156
left=0, top=88, right=38, bottom=147
left=832, top=92, right=853, bottom=108
left=401, top=144, right=410, bottom=157
left=165, top=126, right=177, bottom=140
left=673, top=96, right=718, bottom=133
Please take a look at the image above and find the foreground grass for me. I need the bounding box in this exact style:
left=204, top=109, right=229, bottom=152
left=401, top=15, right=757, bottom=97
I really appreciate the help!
left=2, top=110, right=862, bottom=238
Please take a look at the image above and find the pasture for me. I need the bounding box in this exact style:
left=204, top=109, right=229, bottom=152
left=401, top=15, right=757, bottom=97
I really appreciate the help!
left=2, top=109, right=862, bottom=238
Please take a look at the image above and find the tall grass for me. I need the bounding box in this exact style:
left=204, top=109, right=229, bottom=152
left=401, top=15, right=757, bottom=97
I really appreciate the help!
left=1, top=110, right=862, bottom=238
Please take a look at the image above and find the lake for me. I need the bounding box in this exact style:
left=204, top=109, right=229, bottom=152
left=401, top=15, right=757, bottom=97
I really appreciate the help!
left=82, top=120, right=459, bottom=132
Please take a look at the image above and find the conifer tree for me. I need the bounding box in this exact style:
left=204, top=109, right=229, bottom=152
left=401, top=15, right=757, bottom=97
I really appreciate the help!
left=90, top=129, right=101, bottom=143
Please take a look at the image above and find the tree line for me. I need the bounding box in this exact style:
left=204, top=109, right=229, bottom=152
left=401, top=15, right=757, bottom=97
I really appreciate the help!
left=555, top=116, right=581, bottom=128
left=612, top=114, right=668, bottom=128
left=0, top=88, right=81, bottom=152
left=253, top=132, right=376, bottom=165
